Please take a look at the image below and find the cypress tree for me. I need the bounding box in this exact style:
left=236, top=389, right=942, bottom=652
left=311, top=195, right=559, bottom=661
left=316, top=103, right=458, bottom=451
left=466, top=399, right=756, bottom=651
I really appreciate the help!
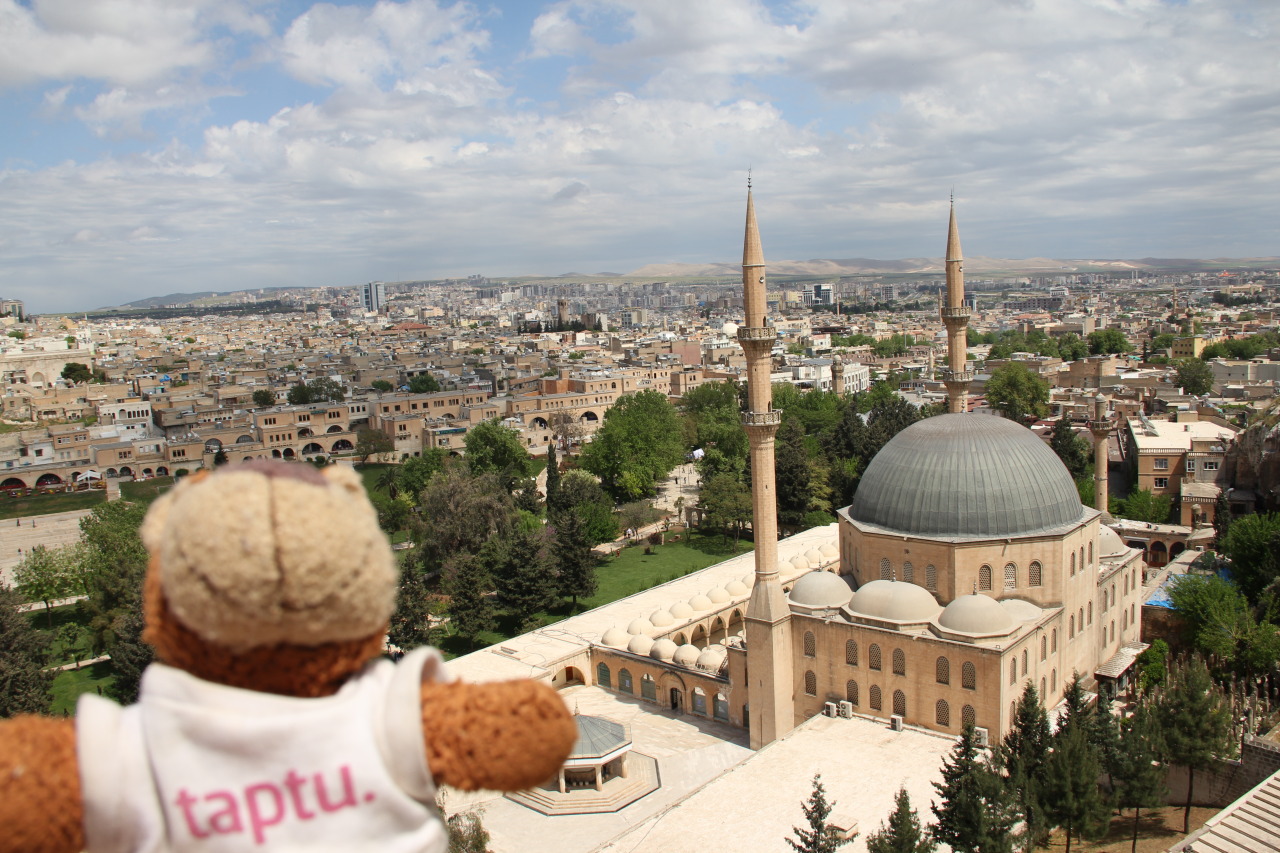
left=786, top=773, right=853, bottom=853
left=997, top=683, right=1052, bottom=852
left=932, top=725, right=1016, bottom=853
left=545, top=443, right=561, bottom=511
left=1040, top=724, right=1111, bottom=853
left=1156, top=655, right=1233, bottom=833
left=388, top=568, right=440, bottom=652
left=444, top=552, right=495, bottom=649
left=866, top=787, right=934, bottom=853
left=490, top=525, right=557, bottom=630
left=553, top=509, right=598, bottom=608
left=1111, top=701, right=1167, bottom=853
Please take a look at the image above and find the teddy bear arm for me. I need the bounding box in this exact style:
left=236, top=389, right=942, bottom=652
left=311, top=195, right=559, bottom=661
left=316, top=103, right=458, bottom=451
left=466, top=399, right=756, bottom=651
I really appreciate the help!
left=420, top=680, right=576, bottom=792
left=0, top=716, right=85, bottom=853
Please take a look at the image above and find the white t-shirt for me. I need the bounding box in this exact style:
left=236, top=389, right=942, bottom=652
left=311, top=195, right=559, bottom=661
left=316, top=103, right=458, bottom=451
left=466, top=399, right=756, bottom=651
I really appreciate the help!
left=76, top=647, right=449, bottom=853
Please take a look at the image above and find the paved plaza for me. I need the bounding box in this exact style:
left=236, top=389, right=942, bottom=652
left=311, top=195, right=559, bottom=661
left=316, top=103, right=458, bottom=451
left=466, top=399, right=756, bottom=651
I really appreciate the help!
left=0, top=508, right=94, bottom=588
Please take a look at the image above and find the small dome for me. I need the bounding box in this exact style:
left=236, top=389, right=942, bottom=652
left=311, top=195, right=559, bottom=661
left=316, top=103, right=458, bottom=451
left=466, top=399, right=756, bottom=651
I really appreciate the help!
left=999, top=598, right=1043, bottom=623
left=722, top=322, right=740, bottom=336
left=725, top=579, right=750, bottom=596
left=669, top=601, right=694, bottom=619
left=650, top=609, right=675, bottom=627
left=819, top=543, right=839, bottom=560
left=601, top=627, right=630, bottom=648
left=697, top=647, right=727, bottom=671
left=804, top=548, right=825, bottom=566
left=650, top=638, right=678, bottom=661
left=674, top=643, right=700, bottom=666
left=627, top=617, right=655, bottom=636
left=740, top=575, right=754, bottom=588
left=689, top=594, right=713, bottom=611
left=789, top=554, right=811, bottom=571
left=938, top=594, right=1017, bottom=635
left=627, top=634, right=655, bottom=655
left=789, top=570, right=855, bottom=608
left=847, top=579, right=940, bottom=622
left=1099, top=525, right=1128, bottom=559
left=708, top=587, right=731, bottom=603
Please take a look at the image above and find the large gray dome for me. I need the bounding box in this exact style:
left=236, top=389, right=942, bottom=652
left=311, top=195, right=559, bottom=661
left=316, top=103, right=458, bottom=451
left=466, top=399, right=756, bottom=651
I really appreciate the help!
left=850, top=414, right=1085, bottom=539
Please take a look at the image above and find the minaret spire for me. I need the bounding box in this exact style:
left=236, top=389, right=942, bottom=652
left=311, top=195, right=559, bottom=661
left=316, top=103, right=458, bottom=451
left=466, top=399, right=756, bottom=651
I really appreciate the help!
left=940, top=197, right=973, bottom=413
left=736, top=181, right=793, bottom=750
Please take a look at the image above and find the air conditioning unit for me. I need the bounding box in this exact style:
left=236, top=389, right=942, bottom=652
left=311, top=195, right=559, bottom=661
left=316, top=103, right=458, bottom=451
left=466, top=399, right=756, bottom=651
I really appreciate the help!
left=974, top=726, right=990, bottom=747
left=890, top=714, right=904, bottom=731
left=823, top=702, right=839, bottom=718
left=837, top=701, right=853, bottom=719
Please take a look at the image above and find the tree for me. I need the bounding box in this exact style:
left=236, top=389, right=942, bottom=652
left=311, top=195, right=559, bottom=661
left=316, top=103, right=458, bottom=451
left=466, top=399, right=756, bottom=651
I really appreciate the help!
left=1167, top=574, right=1280, bottom=676
left=865, top=787, right=934, bottom=853
left=13, top=545, right=79, bottom=627
left=1058, top=333, right=1090, bottom=361
left=698, top=472, right=753, bottom=545
left=1155, top=655, right=1233, bottom=833
left=355, top=427, right=394, bottom=463
left=372, top=493, right=411, bottom=535
left=376, top=464, right=401, bottom=499
left=251, top=388, right=275, bottom=408
left=1111, top=701, right=1167, bottom=853
left=1212, top=490, right=1232, bottom=542
left=1115, top=489, right=1172, bottom=524
left=445, top=809, right=493, bottom=853
left=984, top=364, right=1050, bottom=424
left=776, top=418, right=820, bottom=534
left=387, top=568, right=441, bottom=652
left=371, top=379, right=394, bottom=393
left=1050, top=419, right=1090, bottom=480
left=213, top=448, right=229, bottom=467
left=409, top=373, right=441, bottom=394
left=580, top=390, right=685, bottom=502
left=61, top=362, right=94, bottom=384
left=997, top=683, right=1052, bottom=852
left=464, top=419, right=533, bottom=491
left=544, top=443, right=560, bottom=508
left=489, top=524, right=557, bottom=630
left=1040, top=724, right=1110, bottom=853
left=1134, top=638, right=1169, bottom=693
left=787, top=773, right=853, bottom=853
left=444, top=552, right=496, bottom=648
left=551, top=470, right=618, bottom=545
left=1087, top=329, right=1133, bottom=355
left=1174, top=358, right=1214, bottom=396
left=307, top=377, right=345, bottom=402
left=410, top=468, right=517, bottom=576
left=932, top=725, right=1016, bottom=853
left=398, top=450, right=447, bottom=501
left=553, top=509, right=597, bottom=607
left=0, top=584, right=53, bottom=717
left=1219, top=512, right=1280, bottom=601
left=287, top=382, right=312, bottom=405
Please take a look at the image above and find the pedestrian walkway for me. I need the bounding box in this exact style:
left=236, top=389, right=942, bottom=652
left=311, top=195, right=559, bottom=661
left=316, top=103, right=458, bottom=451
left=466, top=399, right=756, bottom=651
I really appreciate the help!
left=0, top=509, right=94, bottom=588
left=593, top=463, right=702, bottom=556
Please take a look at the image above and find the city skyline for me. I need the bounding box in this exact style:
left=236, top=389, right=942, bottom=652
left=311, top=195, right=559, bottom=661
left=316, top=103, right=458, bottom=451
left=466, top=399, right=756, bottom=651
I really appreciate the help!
left=3, top=0, right=1278, bottom=313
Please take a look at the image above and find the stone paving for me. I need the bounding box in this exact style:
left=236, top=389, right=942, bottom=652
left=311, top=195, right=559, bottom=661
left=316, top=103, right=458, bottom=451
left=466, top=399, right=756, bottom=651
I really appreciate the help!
left=0, top=508, right=94, bottom=588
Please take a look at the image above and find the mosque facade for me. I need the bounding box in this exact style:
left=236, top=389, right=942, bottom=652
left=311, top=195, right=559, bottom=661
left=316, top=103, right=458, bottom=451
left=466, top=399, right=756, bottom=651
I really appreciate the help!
left=577, top=190, right=1147, bottom=747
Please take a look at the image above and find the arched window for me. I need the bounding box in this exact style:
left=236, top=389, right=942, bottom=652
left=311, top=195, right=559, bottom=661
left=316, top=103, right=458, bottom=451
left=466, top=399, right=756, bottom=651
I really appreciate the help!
left=1079, top=607, right=1085, bottom=630
left=1011, top=701, right=1017, bottom=725
left=1029, top=561, right=1043, bottom=587
left=936, top=699, right=951, bottom=728
left=1040, top=677, right=1046, bottom=698
left=893, top=648, right=906, bottom=676
left=692, top=687, right=707, bottom=715
left=869, top=644, right=882, bottom=671
left=846, top=680, right=859, bottom=706
left=804, top=631, right=816, bottom=658
left=962, top=661, right=976, bottom=690
left=903, top=561, right=914, bottom=584
left=804, top=670, right=817, bottom=696
left=979, top=565, right=993, bottom=591
left=962, top=704, right=976, bottom=729
left=1021, top=649, right=1028, bottom=675
left=641, top=673, right=656, bottom=701
left=1051, top=669, right=1057, bottom=696
left=1110, top=621, right=1115, bottom=643
left=1040, top=636, right=1047, bottom=661
left=1088, top=541, right=1094, bottom=565
left=870, top=685, right=883, bottom=711
left=1069, top=615, right=1075, bottom=638
left=713, top=693, right=729, bottom=721
left=936, top=656, right=951, bottom=685
left=596, top=662, right=611, bottom=689
left=1051, top=628, right=1058, bottom=652
left=1088, top=602, right=1093, bottom=625
left=1004, top=563, right=1017, bottom=590
left=845, top=639, right=858, bottom=666
left=893, top=690, right=906, bottom=717
left=1010, top=661, right=1017, bottom=685
left=1122, top=609, right=1128, bottom=630
left=926, top=565, right=938, bottom=592
left=618, top=669, right=633, bottom=694
left=1080, top=547, right=1085, bottom=572
left=880, top=557, right=891, bottom=580
left=1070, top=552, right=1076, bottom=576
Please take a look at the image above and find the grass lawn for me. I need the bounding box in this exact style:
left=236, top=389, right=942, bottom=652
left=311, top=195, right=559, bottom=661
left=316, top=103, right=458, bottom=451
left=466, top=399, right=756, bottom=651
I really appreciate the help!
left=435, top=528, right=751, bottom=658
left=49, top=661, right=115, bottom=715
left=356, top=462, right=397, bottom=497
left=0, top=489, right=105, bottom=520
left=119, top=476, right=176, bottom=503
left=24, top=602, right=98, bottom=667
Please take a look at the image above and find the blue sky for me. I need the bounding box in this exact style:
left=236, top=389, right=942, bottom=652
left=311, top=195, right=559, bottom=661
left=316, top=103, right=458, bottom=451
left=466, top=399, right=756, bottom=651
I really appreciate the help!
left=1, top=0, right=1277, bottom=312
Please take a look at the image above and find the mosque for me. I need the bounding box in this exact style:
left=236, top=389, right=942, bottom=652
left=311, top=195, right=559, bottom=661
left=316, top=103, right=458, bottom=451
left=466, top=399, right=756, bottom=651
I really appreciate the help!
left=449, top=190, right=1149, bottom=806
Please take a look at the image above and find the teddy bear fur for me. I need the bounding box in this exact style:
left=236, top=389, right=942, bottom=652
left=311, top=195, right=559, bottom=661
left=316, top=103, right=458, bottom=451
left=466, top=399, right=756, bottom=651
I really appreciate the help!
left=0, top=461, right=577, bottom=853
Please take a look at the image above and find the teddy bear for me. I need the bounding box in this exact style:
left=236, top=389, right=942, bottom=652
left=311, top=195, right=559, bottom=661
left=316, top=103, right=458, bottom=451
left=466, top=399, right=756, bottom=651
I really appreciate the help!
left=0, top=460, right=577, bottom=852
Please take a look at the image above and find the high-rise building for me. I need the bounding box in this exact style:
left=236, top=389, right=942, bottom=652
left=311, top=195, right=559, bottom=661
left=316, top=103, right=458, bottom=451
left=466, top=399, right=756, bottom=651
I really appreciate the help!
left=361, top=281, right=386, bottom=314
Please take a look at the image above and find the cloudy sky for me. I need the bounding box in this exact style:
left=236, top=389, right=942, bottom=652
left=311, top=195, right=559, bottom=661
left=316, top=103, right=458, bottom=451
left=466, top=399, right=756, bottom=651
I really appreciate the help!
left=2, top=0, right=1277, bottom=313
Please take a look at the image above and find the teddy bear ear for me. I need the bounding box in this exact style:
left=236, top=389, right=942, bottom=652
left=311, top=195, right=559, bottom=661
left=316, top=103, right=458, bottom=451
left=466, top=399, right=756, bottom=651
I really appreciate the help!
left=321, top=464, right=365, bottom=496
left=139, top=470, right=210, bottom=551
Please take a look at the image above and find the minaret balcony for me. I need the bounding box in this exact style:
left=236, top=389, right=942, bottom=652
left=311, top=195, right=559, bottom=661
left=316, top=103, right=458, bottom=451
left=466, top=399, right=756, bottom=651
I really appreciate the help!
left=943, top=370, right=975, bottom=384
left=940, top=306, right=971, bottom=322
left=742, top=410, right=782, bottom=427
left=736, top=326, right=776, bottom=343
left=1088, top=420, right=1112, bottom=436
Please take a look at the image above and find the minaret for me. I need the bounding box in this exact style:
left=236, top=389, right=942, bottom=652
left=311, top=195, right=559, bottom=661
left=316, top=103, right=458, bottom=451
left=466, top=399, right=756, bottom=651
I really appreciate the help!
left=940, top=198, right=973, bottom=413
left=737, top=181, right=793, bottom=750
left=830, top=356, right=845, bottom=395
left=1088, top=394, right=1112, bottom=518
